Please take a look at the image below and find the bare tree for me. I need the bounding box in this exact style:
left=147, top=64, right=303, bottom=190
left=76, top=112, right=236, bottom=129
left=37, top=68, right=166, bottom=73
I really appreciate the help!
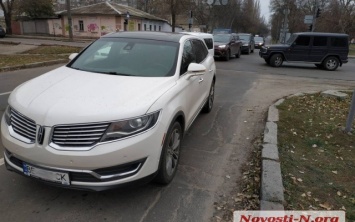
left=0, top=0, right=15, bottom=34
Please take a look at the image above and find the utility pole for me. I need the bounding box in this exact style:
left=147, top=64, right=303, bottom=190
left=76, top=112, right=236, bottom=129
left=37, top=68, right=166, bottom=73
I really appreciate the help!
left=66, top=0, right=73, bottom=41
left=282, top=8, right=289, bottom=43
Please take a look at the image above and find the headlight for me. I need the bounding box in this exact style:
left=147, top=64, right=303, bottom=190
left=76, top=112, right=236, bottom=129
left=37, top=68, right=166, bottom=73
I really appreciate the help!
left=100, top=111, right=160, bottom=142
left=4, top=106, right=11, bottom=125
left=243, top=43, right=249, bottom=46
left=259, top=43, right=263, bottom=45
left=218, top=45, right=226, bottom=48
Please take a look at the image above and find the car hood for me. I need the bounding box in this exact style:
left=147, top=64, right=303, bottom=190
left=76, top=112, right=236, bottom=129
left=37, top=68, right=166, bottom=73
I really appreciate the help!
left=214, top=41, right=228, bottom=46
left=9, top=66, right=176, bottom=126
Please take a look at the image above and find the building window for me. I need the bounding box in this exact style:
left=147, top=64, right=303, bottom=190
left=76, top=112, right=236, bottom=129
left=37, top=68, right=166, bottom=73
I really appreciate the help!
left=144, top=24, right=146, bottom=31
left=159, top=26, right=161, bottom=31
left=138, top=23, right=141, bottom=31
left=79, top=20, right=84, bottom=31
left=154, top=25, right=156, bottom=31
left=149, top=25, right=152, bottom=31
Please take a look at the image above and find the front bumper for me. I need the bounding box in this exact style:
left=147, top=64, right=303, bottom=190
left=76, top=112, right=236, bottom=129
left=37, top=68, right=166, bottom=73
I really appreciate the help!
left=214, top=48, right=228, bottom=57
left=1, top=115, right=166, bottom=191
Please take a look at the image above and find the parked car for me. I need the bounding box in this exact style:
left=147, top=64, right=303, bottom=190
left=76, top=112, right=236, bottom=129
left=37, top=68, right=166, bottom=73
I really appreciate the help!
left=259, top=32, right=349, bottom=71
left=1, top=32, right=216, bottom=191
left=182, top=32, right=214, bottom=56
left=0, top=25, right=6, bottom=38
left=237, top=33, right=255, bottom=54
left=213, top=33, right=242, bottom=61
left=254, top=36, right=265, bottom=49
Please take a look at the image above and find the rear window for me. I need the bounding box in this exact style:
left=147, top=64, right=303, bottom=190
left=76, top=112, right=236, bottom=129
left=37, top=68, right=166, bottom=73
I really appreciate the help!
left=204, top=38, right=213, bottom=49
left=330, top=37, right=348, bottom=47
left=295, top=36, right=310, bottom=46
left=313, top=36, right=327, bottom=46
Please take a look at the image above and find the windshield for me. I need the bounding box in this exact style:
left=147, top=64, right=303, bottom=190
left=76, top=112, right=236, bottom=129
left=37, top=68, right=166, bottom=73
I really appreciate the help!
left=286, top=34, right=297, bottom=45
left=213, top=34, right=231, bottom=42
left=255, top=37, right=264, bottom=41
left=69, top=38, right=179, bottom=77
left=238, top=35, right=250, bottom=41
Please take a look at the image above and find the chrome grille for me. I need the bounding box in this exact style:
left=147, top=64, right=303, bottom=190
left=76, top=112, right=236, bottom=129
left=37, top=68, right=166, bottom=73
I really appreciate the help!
left=10, top=108, right=36, bottom=142
left=51, top=123, right=110, bottom=147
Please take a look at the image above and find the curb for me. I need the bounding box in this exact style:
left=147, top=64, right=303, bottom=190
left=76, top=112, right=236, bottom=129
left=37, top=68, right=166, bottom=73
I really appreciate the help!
left=260, top=90, right=351, bottom=210
left=0, top=59, right=68, bottom=72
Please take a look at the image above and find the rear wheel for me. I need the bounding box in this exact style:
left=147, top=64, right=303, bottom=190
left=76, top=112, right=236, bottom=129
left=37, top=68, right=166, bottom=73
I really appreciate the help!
left=235, top=48, right=241, bottom=58
left=265, top=58, right=270, bottom=65
left=155, top=121, right=182, bottom=185
left=202, top=80, right=215, bottom=113
left=322, top=56, right=339, bottom=71
left=270, top=54, right=283, bottom=67
left=224, top=50, right=230, bottom=61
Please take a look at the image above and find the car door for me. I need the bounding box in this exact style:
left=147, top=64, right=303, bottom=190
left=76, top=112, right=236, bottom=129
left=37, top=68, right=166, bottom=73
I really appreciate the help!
left=177, top=39, right=206, bottom=126
left=191, top=39, right=214, bottom=102
left=309, top=36, right=328, bottom=62
left=285, top=35, right=311, bottom=61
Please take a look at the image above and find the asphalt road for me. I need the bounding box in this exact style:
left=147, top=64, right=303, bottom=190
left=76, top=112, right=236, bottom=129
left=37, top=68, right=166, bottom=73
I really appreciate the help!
left=0, top=51, right=355, bottom=222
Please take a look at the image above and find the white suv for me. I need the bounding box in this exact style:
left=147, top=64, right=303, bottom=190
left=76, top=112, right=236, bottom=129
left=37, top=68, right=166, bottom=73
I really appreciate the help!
left=1, top=32, right=216, bottom=191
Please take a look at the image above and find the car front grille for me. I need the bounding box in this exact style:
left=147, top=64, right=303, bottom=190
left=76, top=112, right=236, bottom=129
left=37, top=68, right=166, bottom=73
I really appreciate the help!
left=51, top=123, right=110, bottom=147
left=10, top=108, right=37, bottom=143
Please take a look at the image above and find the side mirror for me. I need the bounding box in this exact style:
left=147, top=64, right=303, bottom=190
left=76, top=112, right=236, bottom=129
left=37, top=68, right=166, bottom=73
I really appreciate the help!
left=186, top=63, right=206, bottom=79
left=69, top=53, right=79, bottom=60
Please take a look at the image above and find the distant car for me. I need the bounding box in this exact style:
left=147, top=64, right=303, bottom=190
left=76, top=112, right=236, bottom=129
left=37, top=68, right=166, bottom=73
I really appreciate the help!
left=259, top=32, right=349, bottom=71
left=1, top=32, right=217, bottom=191
left=213, top=33, right=242, bottom=61
left=0, top=25, right=6, bottom=38
left=254, top=36, right=265, bottom=49
left=182, top=32, right=214, bottom=56
left=237, top=33, right=255, bottom=54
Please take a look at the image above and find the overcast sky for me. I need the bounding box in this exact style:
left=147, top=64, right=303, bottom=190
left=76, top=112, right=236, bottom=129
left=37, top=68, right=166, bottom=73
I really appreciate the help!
left=259, top=0, right=271, bottom=22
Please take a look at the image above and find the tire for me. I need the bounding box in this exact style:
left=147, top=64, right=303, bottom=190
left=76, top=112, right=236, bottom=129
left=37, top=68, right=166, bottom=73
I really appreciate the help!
left=270, top=54, right=283, bottom=67
left=246, top=47, right=250, bottom=55
left=202, top=80, right=215, bottom=113
left=235, top=48, right=241, bottom=58
left=322, top=56, right=339, bottom=71
left=265, top=59, right=270, bottom=65
left=154, top=121, right=182, bottom=185
left=224, top=50, right=230, bottom=61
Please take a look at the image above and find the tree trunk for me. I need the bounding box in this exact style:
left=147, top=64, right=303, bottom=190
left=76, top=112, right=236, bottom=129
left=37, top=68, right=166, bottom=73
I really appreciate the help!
left=0, top=0, right=13, bottom=35
left=170, top=0, right=176, bottom=32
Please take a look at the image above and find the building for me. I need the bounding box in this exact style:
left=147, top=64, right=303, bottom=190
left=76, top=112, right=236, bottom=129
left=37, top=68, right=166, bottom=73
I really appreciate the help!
left=55, top=1, right=180, bottom=38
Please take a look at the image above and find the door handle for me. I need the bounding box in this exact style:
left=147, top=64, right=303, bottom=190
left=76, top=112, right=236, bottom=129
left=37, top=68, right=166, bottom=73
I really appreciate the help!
left=209, top=69, right=214, bottom=72
left=198, top=78, right=204, bottom=83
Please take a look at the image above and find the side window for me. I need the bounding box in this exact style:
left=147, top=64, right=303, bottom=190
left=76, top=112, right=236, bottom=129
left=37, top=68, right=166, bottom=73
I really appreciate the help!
left=192, top=39, right=208, bottom=63
left=204, top=38, right=213, bottom=50
left=295, top=36, right=310, bottom=46
left=180, top=40, right=195, bottom=75
left=313, top=36, right=327, bottom=46
left=330, top=37, right=348, bottom=47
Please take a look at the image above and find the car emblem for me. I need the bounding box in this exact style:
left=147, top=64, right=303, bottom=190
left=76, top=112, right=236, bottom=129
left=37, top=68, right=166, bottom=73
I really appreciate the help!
left=37, top=126, right=45, bottom=145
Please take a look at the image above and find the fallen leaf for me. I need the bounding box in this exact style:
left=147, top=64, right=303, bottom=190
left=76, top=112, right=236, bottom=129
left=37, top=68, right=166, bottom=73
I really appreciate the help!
left=319, top=202, right=332, bottom=210
left=341, top=206, right=346, bottom=211
left=337, top=191, right=341, bottom=196
left=307, top=192, right=312, bottom=196
left=332, top=171, right=338, bottom=175
left=301, top=193, right=306, bottom=197
left=299, top=171, right=305, bottom=174
left=297, top=178, right=303, bottom=182
left=226, top=175, right=231, bottom=179
left=234, top=198, right=242, bottom=202
left=314, top=198, right=320, bottom=202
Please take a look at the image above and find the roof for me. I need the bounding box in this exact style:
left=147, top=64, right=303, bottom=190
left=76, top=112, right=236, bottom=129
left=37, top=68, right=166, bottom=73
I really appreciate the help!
left=295, top=32, right=348, bottom=37
left=58, top=2, right=167, bottom=22
left=102, top=31, right=186, bottom=43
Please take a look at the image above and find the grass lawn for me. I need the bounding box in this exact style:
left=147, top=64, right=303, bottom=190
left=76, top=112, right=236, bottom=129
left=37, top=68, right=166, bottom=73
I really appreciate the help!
left=0, top=54, right=68, bottom=68
left=350, top=44, right=355, bottom=56
left=277, top=92, right=355, bottom=220
left=0, top=45, right=83, bottom=69
left=23, top=45, right=82, bottom=54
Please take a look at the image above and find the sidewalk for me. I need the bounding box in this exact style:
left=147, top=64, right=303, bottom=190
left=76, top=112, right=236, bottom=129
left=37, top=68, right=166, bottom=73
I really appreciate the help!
left=0, top=35, right=92, bottom=47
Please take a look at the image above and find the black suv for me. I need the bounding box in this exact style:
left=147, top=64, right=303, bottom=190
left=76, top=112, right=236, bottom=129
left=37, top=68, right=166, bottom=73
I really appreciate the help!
left=0, top=25, right=6, bottom=38
left=259, top=32, right=349, bottom=71
left=237, top=33, right=255, bottom=54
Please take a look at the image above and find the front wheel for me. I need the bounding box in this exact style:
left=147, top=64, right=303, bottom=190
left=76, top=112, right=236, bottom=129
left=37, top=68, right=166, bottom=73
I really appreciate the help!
left=270, top=54, right=283, bottom=67
left=202, top=80, right=215, bottom=113
left=224, top=50, right=230, bottom=61
left=154, top=121, right=182, bottom=185
left=322, top=56, right=339, bottom=71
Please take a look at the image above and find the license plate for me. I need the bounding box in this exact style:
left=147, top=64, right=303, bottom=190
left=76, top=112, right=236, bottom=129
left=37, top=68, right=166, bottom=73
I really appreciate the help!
left=22, top=162, right=70, bottom=185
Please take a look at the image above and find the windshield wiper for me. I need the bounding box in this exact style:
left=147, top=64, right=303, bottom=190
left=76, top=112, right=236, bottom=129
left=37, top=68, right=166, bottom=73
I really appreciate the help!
left=99, top=71, right=133, bottom=76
